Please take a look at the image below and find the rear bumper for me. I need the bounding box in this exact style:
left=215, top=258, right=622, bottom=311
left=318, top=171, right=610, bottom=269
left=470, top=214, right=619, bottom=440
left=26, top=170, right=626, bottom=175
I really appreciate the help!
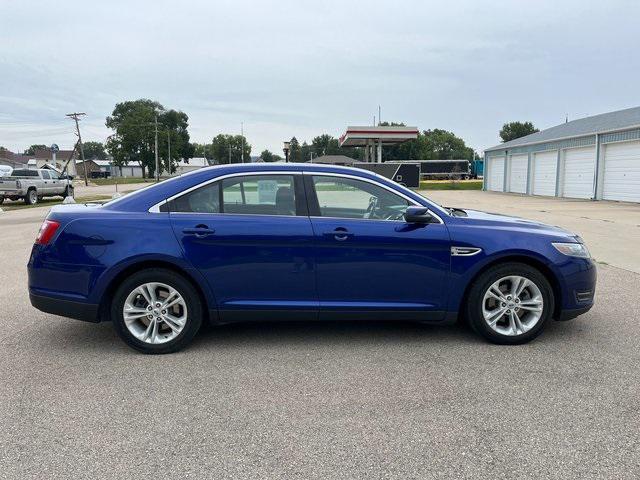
left=29, top=293, right=100, bottom=323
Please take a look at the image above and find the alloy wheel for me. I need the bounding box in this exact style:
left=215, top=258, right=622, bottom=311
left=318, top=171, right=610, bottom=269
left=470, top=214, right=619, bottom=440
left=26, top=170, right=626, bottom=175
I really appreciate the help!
left=123, top=282, right=188, bottom=344
left=482, top=275, right=544, bottom=336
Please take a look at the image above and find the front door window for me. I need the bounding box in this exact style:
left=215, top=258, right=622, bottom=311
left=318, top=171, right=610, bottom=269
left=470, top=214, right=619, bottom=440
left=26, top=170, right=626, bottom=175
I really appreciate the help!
left=311, top=175, right=409, bottom=221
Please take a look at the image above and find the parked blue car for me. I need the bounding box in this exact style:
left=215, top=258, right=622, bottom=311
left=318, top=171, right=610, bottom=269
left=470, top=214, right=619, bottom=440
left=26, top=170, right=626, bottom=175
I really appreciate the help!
left=28, top=163, right=596, bottom=353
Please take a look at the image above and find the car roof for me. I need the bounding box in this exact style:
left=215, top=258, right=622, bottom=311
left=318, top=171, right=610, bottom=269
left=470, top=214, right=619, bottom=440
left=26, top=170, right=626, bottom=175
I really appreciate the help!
left=103, top=162, right=429, bottom=213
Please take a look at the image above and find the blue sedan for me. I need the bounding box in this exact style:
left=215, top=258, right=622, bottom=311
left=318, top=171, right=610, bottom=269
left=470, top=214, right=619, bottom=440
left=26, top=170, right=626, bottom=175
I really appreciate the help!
left=28, top=163, right=596, bottom=353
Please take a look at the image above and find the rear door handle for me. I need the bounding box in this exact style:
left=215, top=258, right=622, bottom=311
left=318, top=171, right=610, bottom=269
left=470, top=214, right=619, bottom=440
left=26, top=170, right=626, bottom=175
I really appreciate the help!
left=322, top=229, right=354, bottom=241
left=182, top=225, right=215, bottom=237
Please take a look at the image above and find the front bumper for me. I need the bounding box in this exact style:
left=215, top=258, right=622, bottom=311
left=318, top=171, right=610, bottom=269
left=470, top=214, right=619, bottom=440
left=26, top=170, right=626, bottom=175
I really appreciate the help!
left=556, top=303, right=593, bottom=321
left=29, top=292, right=100, bottom=323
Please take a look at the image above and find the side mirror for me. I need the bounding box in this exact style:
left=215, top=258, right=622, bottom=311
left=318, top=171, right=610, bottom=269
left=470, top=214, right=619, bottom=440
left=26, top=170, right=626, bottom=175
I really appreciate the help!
left=404, top=206, right=433, bottom=224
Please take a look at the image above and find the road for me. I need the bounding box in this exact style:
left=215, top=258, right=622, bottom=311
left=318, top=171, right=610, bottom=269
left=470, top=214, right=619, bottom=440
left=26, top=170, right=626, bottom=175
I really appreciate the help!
left=0, top=192, right=639, bottom=479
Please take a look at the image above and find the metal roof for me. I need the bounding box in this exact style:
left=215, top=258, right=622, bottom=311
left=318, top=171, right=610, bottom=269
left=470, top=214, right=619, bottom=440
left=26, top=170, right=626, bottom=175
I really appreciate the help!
left=340, top=126, right=419, bottom=147
left=485, top=106, right=640, bottom=152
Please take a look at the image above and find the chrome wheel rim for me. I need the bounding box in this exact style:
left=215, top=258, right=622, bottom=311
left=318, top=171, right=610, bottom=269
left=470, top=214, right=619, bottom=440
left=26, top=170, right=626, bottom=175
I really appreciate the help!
left=482, top=275, right=543, bottom=336
left=123, top=282, right=188, bottom=344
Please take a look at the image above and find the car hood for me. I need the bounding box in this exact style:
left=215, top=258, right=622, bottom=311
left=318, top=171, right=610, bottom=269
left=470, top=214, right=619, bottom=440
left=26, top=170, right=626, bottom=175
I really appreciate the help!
left=458, top=208, right=579, bottom=239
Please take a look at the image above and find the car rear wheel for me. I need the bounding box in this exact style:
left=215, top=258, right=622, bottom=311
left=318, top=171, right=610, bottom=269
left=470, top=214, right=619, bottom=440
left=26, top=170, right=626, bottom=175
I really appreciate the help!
left=25, top=189, right=38, bottom=205
left=466, top=263, right=554, bottom=344
left=111, top=268, right=203, bottom=354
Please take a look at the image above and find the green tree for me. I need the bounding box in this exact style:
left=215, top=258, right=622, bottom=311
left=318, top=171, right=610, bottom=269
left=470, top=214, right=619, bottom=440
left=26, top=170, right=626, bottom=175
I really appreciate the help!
left=24, top=144, right=47, bottom=155
left=82, top=141, right=106, bottom=159
left=105, top=99, right=194, bottom=178
left=288, top=137, right=301, bottom=162
left=499, top=121, right=539, bottom=143
left=422, top=129, right=474, bottom=160
left=192, top=142, right=215, bottom=160
left=259, top=149, right=282, bottom=162
left=379, top=123, right=474, bottom=161
left=210, top=134, right=251, bottom=164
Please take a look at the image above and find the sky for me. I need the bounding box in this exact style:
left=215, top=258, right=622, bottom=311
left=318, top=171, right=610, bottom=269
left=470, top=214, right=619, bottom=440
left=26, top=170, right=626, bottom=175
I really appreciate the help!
left=1, top=0, right=639, bottom=156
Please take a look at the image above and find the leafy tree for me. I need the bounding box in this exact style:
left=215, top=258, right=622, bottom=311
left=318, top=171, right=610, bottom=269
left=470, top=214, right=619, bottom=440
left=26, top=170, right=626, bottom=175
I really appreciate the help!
left=288, top=137, right=301, bottom=162
left=105, top=99, right=194, bottom=178
left=259, top=149, right=282, bottom=162
left=379, top=123, right=473, bottom=161
left=192, top=142, right=215, bottom=160
left=422, top=129, right=474, bottom=160
left=210, top=134, right=251, bottom=164
left=24, top=144, right=47, bottom=155
left=82, top=141, right=106, bottom=159
left=499, top=121, right=539, bottom=143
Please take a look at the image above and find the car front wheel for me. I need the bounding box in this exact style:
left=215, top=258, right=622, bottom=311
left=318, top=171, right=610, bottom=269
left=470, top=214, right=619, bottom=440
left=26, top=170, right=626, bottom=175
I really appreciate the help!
left=466, top=263, right=554, bottom=344
left=111, top=268, right=203, bottom=354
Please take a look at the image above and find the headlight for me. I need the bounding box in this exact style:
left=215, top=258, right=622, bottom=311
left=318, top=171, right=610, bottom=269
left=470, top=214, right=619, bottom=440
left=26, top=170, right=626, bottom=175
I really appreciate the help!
left=552, top=242, right=590, bottom=258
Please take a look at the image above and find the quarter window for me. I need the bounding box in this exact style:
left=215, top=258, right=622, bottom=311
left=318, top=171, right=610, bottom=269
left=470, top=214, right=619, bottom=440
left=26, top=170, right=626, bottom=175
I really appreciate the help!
left=166, top=182, right=220, bottom=213
left=311, top=176, right=409, bottom=220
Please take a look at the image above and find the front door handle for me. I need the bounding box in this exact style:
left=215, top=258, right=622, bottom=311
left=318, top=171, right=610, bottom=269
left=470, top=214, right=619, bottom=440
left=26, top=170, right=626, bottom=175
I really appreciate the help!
left=322, top=228, right=354, bottom=242
left=182, top=225, right=216, bottom=237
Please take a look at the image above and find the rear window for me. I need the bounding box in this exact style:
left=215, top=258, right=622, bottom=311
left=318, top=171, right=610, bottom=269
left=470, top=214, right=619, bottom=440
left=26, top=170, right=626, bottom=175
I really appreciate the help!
left=12, top=169, right=39, bottom=177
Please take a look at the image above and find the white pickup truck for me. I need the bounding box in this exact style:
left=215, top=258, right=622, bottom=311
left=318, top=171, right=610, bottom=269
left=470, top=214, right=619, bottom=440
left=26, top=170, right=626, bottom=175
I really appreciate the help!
left=0, top=168, right=74, bottom=205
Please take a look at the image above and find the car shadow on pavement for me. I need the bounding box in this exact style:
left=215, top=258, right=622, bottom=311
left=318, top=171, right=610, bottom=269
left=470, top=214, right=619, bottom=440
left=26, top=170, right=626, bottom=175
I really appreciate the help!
left=37, top=313, right=587, bottom=355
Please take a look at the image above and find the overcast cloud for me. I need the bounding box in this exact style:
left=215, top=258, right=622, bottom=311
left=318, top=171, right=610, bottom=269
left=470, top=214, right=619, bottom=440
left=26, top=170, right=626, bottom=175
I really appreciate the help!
left=1, top=0, right=639, bottom=155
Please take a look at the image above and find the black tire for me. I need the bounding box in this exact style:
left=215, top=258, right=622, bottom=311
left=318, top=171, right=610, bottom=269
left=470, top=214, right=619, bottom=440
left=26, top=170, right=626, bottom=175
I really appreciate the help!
left=0, top=196, right=4, bottom=205
left=111, top=268, right=203, bottom=354
left=466, top=262, right=554, bottom=345
left=24, top=188, right=37, bottom=205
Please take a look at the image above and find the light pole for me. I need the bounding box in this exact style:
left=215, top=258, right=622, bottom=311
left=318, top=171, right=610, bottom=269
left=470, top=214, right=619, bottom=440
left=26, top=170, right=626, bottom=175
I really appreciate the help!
left=283, top=141, right=290, bottom=163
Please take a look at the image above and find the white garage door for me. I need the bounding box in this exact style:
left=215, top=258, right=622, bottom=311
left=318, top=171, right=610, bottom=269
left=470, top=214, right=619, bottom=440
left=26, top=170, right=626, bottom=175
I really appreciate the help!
left=508, top=154, right=528, bottom=193
left=603, top=140, right=640, bottom=202
left=532, top=151, right=557, bottom=196
left=562, top=146, right=595, bottom=199
left=487, top=156, right=505, bottom=191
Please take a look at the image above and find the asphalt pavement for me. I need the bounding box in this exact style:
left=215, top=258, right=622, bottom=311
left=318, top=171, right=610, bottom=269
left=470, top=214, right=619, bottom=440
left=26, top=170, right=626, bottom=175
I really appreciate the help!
left=0, top=195, right=639, bottom=479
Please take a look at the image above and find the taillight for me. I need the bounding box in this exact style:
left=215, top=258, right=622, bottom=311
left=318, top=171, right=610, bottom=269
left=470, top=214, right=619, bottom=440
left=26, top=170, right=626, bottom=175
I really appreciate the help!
left=35, top=220, right=60, bottom=245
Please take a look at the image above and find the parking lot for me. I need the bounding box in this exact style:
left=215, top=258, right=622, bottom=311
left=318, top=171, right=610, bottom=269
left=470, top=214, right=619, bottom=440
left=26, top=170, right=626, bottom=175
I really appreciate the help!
left=1, top=191, right=639, bottom=479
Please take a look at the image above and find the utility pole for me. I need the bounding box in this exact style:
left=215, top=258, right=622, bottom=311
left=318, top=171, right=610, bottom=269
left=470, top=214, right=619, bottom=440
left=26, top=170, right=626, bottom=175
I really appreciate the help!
left=241, top=122, right=244, bottom=163
left=229, top=144, right=232, bottom=164
left=378, top=105, right=381, bottom=126
left=154, top=115, right=159, bottom=182
left=167, top=130, right=171, bottom=171
left=66, top=112, right=88, bottom=186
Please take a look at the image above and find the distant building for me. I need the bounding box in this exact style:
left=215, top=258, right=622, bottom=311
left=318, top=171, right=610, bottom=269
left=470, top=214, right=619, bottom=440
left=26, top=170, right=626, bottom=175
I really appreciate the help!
left=34, top=148, right=77, bottom=175
left=484, top=106, right=640, bottom=203
left=173, top=157, right=210, bottom=175
left=311, top=155, right=357, bottom=166
left=75, top=159, right=112, bottom=178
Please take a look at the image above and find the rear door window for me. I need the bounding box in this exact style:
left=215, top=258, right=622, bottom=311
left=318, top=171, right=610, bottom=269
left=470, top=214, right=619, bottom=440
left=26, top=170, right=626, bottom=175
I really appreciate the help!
left=222, top=175, right=297, bottom=216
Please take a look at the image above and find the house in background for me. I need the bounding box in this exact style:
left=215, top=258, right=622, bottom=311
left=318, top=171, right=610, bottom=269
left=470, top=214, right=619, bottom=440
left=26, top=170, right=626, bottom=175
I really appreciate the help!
left=173, top=157, right=210, bottom=175
left=76, top=159, right=113, bottom=178
left=0, top=149, right=31, bottom=169
left=33, top=148, right=77, bottom=175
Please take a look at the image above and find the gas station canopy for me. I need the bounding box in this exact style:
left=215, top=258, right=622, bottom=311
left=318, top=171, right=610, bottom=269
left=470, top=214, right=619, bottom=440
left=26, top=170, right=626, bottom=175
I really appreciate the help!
left=339, top=126, right=419, bottom=163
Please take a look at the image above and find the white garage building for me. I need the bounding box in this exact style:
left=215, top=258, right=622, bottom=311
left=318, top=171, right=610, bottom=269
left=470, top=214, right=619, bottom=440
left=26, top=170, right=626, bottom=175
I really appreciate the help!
left=484, top=106, right=640, bottom=203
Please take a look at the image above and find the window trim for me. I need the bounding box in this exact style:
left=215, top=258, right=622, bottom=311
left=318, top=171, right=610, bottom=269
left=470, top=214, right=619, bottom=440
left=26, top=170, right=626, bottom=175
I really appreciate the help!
left=303, top=172, right=443, bottom=224
left=151, top=171, right=307, bottom=217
